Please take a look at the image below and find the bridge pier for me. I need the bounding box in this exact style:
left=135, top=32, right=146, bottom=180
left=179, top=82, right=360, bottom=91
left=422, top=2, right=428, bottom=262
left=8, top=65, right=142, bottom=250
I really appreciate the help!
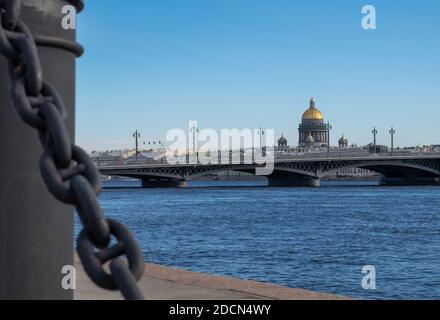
left=380, top=176, right=440, bottom=186
left=141, top=179, right=188, bottom=188
left=268, top=177, right=320, bottom=187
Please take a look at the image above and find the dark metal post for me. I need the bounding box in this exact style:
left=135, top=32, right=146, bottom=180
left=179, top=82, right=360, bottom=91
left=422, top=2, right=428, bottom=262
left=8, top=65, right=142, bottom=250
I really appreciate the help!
left=389, top=127, right=395, bottom=156
left=257, top=127, right=265, bottom=159
left=257, top=127, right=264, bottom=149
left=327, top=121, right=332, bottom=158
left=190, top=122, right=199, bottom=163
left=0, top=0, right=77, bottom=299
left=372, top=126, right=378, bottom=154
left=133, top=129, right=140, bottom=161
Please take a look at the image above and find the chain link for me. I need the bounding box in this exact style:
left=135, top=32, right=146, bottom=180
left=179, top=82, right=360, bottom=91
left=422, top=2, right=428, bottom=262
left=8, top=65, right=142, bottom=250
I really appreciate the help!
left=0, top=0, right=145, bottom=299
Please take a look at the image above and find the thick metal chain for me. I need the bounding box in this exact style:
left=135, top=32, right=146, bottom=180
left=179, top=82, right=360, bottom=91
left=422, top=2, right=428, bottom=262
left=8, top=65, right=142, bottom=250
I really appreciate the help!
left=0, top=0, right=145, bottom=299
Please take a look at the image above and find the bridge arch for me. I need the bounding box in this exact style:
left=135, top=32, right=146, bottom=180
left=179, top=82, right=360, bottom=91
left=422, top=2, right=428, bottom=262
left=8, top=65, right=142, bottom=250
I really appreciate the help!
left=100, top=168, right=184, bottom=180
left=319, top=160, right=440, bottom=179
left=185, top=165, right=259, bottom=180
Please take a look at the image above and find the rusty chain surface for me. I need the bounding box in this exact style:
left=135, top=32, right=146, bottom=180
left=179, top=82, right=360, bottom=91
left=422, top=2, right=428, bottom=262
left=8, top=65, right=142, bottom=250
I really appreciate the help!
left=0, top=0, right=145, bottom=299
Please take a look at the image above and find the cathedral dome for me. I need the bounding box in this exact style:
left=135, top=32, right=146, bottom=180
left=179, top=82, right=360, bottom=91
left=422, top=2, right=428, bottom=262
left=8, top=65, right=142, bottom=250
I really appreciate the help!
left=302, top=98, right=324, bottom=121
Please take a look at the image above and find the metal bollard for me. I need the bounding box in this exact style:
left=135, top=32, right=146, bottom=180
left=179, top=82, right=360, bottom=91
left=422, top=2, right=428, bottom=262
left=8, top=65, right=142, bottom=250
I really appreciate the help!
left=0, top=0, right=78, bottom=299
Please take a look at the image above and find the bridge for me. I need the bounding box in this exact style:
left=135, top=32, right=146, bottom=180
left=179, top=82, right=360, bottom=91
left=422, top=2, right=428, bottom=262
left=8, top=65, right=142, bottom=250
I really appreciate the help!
left=97, top=154, right=440, bottom=187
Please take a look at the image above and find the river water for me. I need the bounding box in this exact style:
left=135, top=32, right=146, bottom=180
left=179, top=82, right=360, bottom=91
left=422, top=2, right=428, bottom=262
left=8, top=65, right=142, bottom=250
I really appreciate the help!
left=74, top=179, right=440, bottom=299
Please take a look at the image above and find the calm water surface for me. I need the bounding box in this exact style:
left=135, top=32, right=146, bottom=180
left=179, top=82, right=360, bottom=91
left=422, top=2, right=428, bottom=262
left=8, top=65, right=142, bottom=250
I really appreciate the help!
left=75, top=179, right=440, bottom=299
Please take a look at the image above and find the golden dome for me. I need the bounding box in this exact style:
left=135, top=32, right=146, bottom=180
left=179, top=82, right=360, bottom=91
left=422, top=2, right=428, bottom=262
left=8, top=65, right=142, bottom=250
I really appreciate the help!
left=302, top=98, right=324, bottom=121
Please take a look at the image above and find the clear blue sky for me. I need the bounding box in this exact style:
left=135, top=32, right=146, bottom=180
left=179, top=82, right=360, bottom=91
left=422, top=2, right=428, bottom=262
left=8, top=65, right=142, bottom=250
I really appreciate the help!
left=76, top=0, right=440, bottom=151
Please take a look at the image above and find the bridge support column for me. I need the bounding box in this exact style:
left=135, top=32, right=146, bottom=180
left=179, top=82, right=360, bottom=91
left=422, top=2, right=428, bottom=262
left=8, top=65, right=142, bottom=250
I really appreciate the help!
left=380, top=177, right=440, bottom=186
left=141, top=179, right=188, bottom=188
left=268, top=177, right=320, bottom=187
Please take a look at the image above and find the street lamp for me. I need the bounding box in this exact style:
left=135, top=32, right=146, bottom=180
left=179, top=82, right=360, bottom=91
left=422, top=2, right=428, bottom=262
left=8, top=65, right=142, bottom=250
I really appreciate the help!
left=389, top=127, right=396, bottom=155
left=327, top=121, right=332, bottom=158
left=190, top=122, right=199, bottom=162
left=257, top=127, right=265, bottom=148
left=257, top=127, right=265, bottom=157
left=372, top=126, right=378, bottom=154
left=133, top=129, right=141, bottom=160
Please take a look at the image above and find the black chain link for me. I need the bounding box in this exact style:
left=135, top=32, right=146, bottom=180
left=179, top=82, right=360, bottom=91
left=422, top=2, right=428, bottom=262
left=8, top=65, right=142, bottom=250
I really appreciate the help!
left=0, top=0, right=145, bottom=299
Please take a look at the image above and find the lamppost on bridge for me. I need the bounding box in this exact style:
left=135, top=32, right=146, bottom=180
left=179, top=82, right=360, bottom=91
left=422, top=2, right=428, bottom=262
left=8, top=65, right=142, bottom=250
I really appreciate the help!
left=257, top=127, right=265, bottom=157
left=389, top=127, right=396, bottom=156
left=257, top=127, right=265, bottom=148
left=190, top=122, right=199, bottom=162
left=133, top=129, right=141, bottom=161
left=372, top=126, right=378, bottom=154
left=327, top=121, right=332, bottom=158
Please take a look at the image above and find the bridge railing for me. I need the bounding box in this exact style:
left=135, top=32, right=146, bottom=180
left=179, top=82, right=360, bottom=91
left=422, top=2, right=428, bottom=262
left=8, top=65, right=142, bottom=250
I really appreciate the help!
left=94, top=150, right=440, bottom=168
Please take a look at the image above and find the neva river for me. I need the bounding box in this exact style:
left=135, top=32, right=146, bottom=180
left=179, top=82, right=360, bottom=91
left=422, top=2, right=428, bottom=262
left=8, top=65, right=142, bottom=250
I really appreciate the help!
left=75, top=179, right=440, bottom=299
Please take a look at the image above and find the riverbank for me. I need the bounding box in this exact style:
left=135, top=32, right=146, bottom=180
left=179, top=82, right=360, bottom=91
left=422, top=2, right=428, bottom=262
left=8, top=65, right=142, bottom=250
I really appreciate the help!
left=74, top=258, right=348, bottom=300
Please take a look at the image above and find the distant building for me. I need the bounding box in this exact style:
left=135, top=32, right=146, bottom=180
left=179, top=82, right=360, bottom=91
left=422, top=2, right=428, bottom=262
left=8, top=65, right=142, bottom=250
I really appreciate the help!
left=277, top=133, right=288, bottom=151
left=335, top=167, right=377, bottom=177
left=90, top=151, right=122, bottom=165
left=298, top=98, right=329, bottom=148
left=338, top=134, right=348, bottom=148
